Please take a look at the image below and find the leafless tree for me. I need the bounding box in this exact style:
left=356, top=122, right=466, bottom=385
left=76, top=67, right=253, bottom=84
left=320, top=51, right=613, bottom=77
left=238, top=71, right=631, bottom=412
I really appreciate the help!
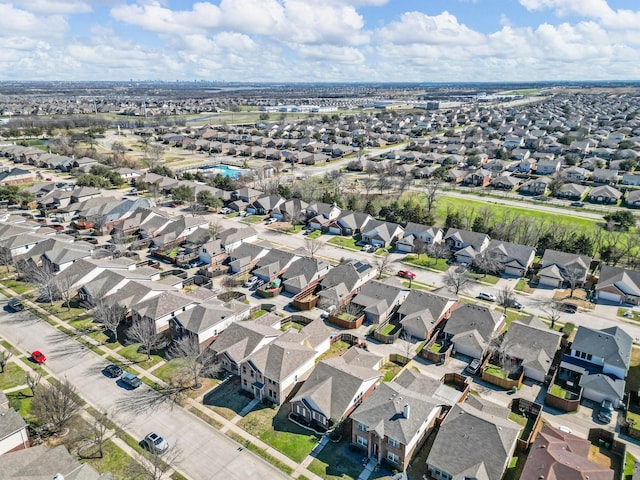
left=539, top=300, right=564, bottom=330
left=167, top=336, right=220, bottom=389
left=111, top=230, right=130, bottom=256
left=0, top=246, right=13, bottom=273
left=304, top=238, right=324, bottom=259
left=55, top=273, right=75, bottom=312
left=145, top=144, right=165, bottom=169
left=496, top=286, right=516, bottom=314
left=375, top=252, right=392, bottom=279
left=423, top=177, right=441, bottom=216
left=398, top=330, right=415, bottom=364
left=25, top=372, right=41, bottom=396
left=427, top=242, right=451, bottom=265
left=413, top=237, right=427, bottom=260
left=474, top=251, right=501, bottom=278
left=142, top=443, right=183, bottom=480
left=208, top=220, right=222, bottom=241
left=127, top=319, right=163, bottom=361
left=0, top=349, right=12, bottom=373
left=361, top=177, right=376, bottom=198
left=443, top=267, right=474, bottom=295
left=377, top=175, right=392, bottom=194
left=490, top=335, right=519, bottom=377
left=22, top=262, right=59, bottom=305
left=562, top=266, right=584, bottom=298
left=82, top=410, right=111, bottom=458
left=31, top=378, right=81, bottom=434
left=220, top=276, right=240, bottom=292
left=94, top=300, right=125, bottom=343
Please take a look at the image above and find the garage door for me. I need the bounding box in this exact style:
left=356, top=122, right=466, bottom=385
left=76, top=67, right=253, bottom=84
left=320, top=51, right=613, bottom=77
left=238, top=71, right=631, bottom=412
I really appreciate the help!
left=597, top=291, right=622, bottom=303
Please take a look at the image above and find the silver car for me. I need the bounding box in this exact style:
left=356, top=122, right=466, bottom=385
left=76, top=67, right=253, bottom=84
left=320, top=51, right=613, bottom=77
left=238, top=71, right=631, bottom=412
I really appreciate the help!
left=143, top=432, right=169, bottom=454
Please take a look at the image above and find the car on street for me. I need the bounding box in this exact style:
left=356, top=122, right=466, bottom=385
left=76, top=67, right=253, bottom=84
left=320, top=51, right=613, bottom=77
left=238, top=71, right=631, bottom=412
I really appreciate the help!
left=31, top=350, right=46, bottom=364
left=7, top=299, right=24, bottom=311
left=103, top=364, right=123, bottom=378
left=143, top=432, right=169, bottom=454
left=570, top=201, right=584, bottom=207
left=362, top=244, right=376, bottom=253
left=478, top=292, right=497, bottom=302
left=507, top=299, right=523, bottom=309
left=561, top=302, right=578, bottom=313
left=265, top=217, right=277, bottom=225
left=598, top=399, right=614, bottom=424
left=120, top=372, right=142, bottom=389
left=169, top=203, right=178, bottom=208
left=244, top=276, right=259, bottom=289
left=45, top=177, right=52, bottom=181
left=238, top=211, right=248, bottom=217
left=466, top=358, right=482, bottom=375
left=397, top=270, right=416, bottom=279
left=219, top=207, right=232, bottom=214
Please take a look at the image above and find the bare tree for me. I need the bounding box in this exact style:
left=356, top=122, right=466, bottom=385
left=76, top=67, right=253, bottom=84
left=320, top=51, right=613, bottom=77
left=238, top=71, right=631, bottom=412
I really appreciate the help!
left=82, top=410, right=111, bottom=458
left=55, top=273, right=75, bottom=312
left=375, top=252, right=392, bottom=279
left=398, top=330, right=415, bottom=364
left=423, top=177, right=441, bottom=216
left=145, top=144, right=165, bottom=169
left=22, top=262, right=59, bottom=305
left=539, top=300, right=564, bottom=330
left=220, top=276, right=240, bottom=292
left=377, top=175, right=392, bottom=194
left=0, top=246, right=13, bottom=273
left=0, top=349, right=13, bottom=373
left=490, top=335, right=519, bottom=377
left=25, top=372, right=41, bottom=396
left=413, top=237, right=427, bottom=260
left=427, top=242, right=451, bottom=265
left=127, top=319, right=163, bottom=361
left=94, top=300, right=125, bottom=343
left=31, top=378, right=81, bottom=434
left=474, top=251, right=501, bottom=278
left=496, top=286, right=516, bottom=314
left=443, top=267, right=474, bottom=295
left=142, top=443, right=183, bottom=480
left=562, top=266, right=584, bottom=298
left=208, top=220, right=222, bottom=241
left=304, top=238, right=324, bottom=259
left=167, top=336, right=220, bottom=389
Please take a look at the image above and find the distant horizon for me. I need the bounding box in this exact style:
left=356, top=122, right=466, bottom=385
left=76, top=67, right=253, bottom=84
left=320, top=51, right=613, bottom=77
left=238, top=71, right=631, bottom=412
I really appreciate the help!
left=2, top=1, right=640, bottom=82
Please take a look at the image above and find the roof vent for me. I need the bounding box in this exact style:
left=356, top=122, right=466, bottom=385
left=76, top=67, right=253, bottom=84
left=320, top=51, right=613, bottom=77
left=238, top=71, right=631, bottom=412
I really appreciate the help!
left=403, top=403, right=410, bottom=419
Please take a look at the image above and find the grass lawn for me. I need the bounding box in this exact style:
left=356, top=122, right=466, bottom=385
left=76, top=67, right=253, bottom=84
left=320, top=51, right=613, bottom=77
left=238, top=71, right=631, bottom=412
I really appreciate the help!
left=308, top=437, right=364, bottom=480
left=627, top=347, right=640, bottom=392
left=117, top=343, right=164, bottom=369
left=0, top=362, right=27, bottom=390
left=250, top=309, right=268, bottom=319
left=327, top=236, right=359, bottom=250
left=471, top=273, right=500, bottom=285
left=626, top=411, right=640, bottom=430
left=550, top=384, right=570, bottom=399
left=380, top=361, right=403, bottom=382
left=317, top=341, right=351, bottom=363
left=42, top=303, right=88, bottom=322
left=0, top=340, right=21, bottom=356
left=307, top=230, right=322, bottom=239
left=515, top=278, right=535, bottom=293
left=625, top=453, right=637, bottom=477
left=203, top=377, right=252, bottom=420
left=378, top=323, right=399, bottom=336
left=237, top=404, right=320, bottom=462
left=618, top=307, right=640, bottom=322
left=2, top=279, right=33, bottom=294
left=6, top=388, right=34, bottom=420
left=152, top=358, right=188, bottom=383
left=404, top=254, right=449, bottom=271
left=242, top=215, right=265, bottom=224
left=503, top=309, right=528, bottom=329
left=503, top=453, right=528, bottom=480
left=286, top=225, right=305, bottom=234
left=508, top=412, right=528, bottom=427
left=485, top=364, right=507, bottom=379
left=81, top=439, right=145, bottom=480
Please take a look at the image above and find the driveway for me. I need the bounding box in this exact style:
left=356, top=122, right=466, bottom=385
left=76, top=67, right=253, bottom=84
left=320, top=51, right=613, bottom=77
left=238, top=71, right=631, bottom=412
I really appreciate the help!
left=0, top=305, right=288, bottom=480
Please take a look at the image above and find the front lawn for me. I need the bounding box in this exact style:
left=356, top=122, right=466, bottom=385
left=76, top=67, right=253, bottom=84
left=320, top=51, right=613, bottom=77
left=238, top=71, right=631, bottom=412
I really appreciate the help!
left=0, top=362, right=27, bottom=390
left=626, top=347, right=640, bottom=392
left=41, top=303, right=88, bottom=322
left=503, top=310, right=528, bottom=329
left=2, top=279, right=33, bottom=294
left=618, top=308, right=640, bottom=322
left=81, top=439, right=145, bottom=479
left=117, top=343, right=164, bottom=369
left=327, top=236, right=359, bottom=250
left=515, top=278, right=535, bottom=293
left=404, top=254, right=449, bottom=271
left=307, top=230, right=322, bottom=239
left=470, top=273, right=500, bottom=285
left=308, top=437, right=364, bottom=480
left=203, top=376, right=252, bottom=420
left=6, top=388, right=34, bottom=420
left=237, top=404, right=320, bottom=462
left=152, top=358, right=188, bottom=383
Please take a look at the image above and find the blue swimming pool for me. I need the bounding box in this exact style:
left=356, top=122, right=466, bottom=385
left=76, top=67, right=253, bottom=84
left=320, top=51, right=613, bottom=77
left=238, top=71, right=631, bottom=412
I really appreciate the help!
left=200, top=164, right=248, bottom=179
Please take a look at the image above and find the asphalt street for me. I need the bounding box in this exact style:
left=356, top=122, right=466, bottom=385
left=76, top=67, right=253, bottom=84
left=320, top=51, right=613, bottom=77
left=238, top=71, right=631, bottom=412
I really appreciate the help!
left=0, top=305, right=289, bottom=480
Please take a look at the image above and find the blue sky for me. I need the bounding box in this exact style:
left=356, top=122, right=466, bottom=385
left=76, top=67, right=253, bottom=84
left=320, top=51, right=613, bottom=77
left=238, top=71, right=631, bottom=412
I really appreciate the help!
left=1, top=0, right=640, bottom=82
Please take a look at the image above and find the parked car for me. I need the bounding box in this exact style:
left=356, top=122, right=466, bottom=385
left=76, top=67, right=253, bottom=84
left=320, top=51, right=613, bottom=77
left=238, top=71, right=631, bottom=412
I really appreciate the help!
left=570, top=201, right=584, bottom=207
left=320, top=305, right=337, bottom=319
left=478, top=292, right=497, bottom=302
left=561, top=302, right=578, bottom=313
left=220, top=207, right=232, bottom=214
left=265, top=217, right=277, bottom=225
left=169, top=203, right=178, bottom=208
left=362, top=244, right=375, bottom=253
left=397, top=270, right=416, bottom=279
left=143, top=432, right=169, bottom=454
left=507, top=299, right=523, bottom=309
left=104, top=364, right=123, bottom=378
left=466, top=358, right=482, bottom=375
left=120, top=372, right=142, bottom=389
left=45, top=177, right=52, bottom=181
left=7, top=299, right=24, bottom=311
left=31, top=350, right=46, bottom=364
left=244, top=276, right=259, bottom=288
left=598, top=399, right=614, bottom=424
left=238, top=211, right=248, bottom=217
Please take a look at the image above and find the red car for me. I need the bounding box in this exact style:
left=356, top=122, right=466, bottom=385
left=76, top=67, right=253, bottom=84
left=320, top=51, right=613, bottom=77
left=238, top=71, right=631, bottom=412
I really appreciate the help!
left=45, top=177, right=52, bottom=181
left=169, top=203, right=178, bottom=208
left=31, top=350, right=46, bottom=364
left=397, top=270, right=416, bottom=279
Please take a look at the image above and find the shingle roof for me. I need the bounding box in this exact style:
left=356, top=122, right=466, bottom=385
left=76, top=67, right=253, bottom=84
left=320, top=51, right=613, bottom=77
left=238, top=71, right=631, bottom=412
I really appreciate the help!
left=572, top=326, right=633, bottom=373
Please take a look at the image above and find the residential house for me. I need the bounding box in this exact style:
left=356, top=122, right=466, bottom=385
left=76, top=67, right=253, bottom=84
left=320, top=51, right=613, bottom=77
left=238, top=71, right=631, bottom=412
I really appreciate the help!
left=227, top=242, right=270, bottom=274
left=445, top=168, right=466, bottom=183
left=427, top=397, right=521, bottom=480
left=231, top=187, right=263, bottom=204
left=41, top=241, right=93, bottom=272
left=240, top=320, right=332, bottom=404
left=592, top=168, right=619, bottom=184
left=0, top=167, right=33, bottom=185
left=130, top=291, right=198, bottom=335
left=329, top=211, right=373, bottom=236
left=198, top=239, right=227, bottom=265
left=396, top=223, right=443, bottom=253
left=247, top=194, right=285, bottom=215
left=218, top=226, right=258, bottom=251
left=519, top=177, right=551, bottom=195
left=464, top=169, right=492, bottom=187
left=536, top=158, right=562, bottom=175
left=588, top=185, right=622, bottom=204
left=538, top=249, right=592, bottom=288
left=562, top=325, right=632, bottom=407
left=491, top=174, right=521, bottom=191
left=172, top=300, right=251, bottom=349
left=484, top=239, right=536, bottom=277
left=290, top=348, right=382, bottom=431
left=626, top=190, right=640, bottom=207
left=361, top=220, right=404, bottom=248
left=500, top=316, right=563, bottom=382
left=520, top=423, right=614, bottom=480
left=307, top=202, right=341, bottom=231
left=398, top=290, right=458, bottom=340
left=350, top=281, right=410, bottom=324
left=251, top=249, right=300, bottom=283
left=281, top=256, right=331, bottom=295
left=317, top=260, right=376, bottom=310
left=443, top=304, right=504, bottom=359
left=0, top=391, right=29, bottom=455
left=561, top=166, right=590, bottom=182
left=444, top=228, right=490, bottom=265
left=556, top=183, right=589, bottom=199
left=271, top=198, right=308, bottom=223
left=622, top=173, right=640, bottom=186
left=351, top=369, right=465, bottom=471
left=596, top=265, right=640, bottom=304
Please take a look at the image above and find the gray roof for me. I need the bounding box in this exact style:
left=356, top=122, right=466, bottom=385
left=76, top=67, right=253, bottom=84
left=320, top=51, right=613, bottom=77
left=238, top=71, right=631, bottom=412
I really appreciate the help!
left=485, top=239, right=535, bottom=269
left=351, top=280, right=409, bottom=318
left=321, top=260, right=373, bottom=292
left=444, top=228, right=489, bottom=250
left=502, top=316, right=562, bottom=378
left=245, top=337, right=316, bottom=382
left=218, top=226, right=257, bottom=247
left=0, top=405, right=27, bottom=440
left=291, top=348, right=382, bottom=422
left=133, top=291, right=195, bottom=320
left=579, top=373, right=625, bottom=402
left=398, top=290, right=457, bottom=338
left=209, top=321, right=281, bottom=363
left=174, top=301, right=245, bottom=335
left=571, top=326, right=633, bottom=373
left=597, top=265, right=640, bottom=297
left=444, top=304, right=504, bottom=349
left=427, top=399, right=521, bottom=480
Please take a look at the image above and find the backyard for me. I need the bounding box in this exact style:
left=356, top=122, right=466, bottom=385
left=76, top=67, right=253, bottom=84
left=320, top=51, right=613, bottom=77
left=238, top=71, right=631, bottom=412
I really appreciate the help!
left=317, top=340, right=351, bottom=363
left=380, top=361, right=403, bottom=382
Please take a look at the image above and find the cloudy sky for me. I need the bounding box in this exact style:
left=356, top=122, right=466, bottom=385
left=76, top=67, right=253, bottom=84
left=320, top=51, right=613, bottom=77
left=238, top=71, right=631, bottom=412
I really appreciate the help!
left=1, top=0, right=640, bottom=82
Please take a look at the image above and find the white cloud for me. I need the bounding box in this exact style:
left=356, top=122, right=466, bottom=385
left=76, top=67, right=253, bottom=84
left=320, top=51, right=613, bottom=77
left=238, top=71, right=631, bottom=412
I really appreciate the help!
left=519, top=0, right=640, bottom=29
left=379, top=11, right=485, bottom=46
left=4, top=0, right=92, bottom=14
left=0, top=3, right=68, bottom=38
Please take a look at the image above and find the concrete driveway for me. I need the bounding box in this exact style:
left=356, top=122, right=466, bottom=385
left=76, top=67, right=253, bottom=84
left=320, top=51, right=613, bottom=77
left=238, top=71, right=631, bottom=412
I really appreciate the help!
left=0, top=305, right=288, bottom=480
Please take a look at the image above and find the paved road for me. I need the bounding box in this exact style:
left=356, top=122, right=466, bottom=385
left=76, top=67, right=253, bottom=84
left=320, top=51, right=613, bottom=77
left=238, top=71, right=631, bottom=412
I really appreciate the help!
left=0, top=306, right=288, bottom=480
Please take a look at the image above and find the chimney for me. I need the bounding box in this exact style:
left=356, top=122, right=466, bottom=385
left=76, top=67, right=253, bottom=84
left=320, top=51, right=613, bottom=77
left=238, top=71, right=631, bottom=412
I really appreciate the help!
left=403, top=403, right=410, bottom=419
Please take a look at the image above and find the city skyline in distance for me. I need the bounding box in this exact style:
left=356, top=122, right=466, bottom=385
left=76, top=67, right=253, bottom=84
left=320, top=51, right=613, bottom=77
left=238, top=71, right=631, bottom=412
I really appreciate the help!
left=2, top=0, right=640, bottom=83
